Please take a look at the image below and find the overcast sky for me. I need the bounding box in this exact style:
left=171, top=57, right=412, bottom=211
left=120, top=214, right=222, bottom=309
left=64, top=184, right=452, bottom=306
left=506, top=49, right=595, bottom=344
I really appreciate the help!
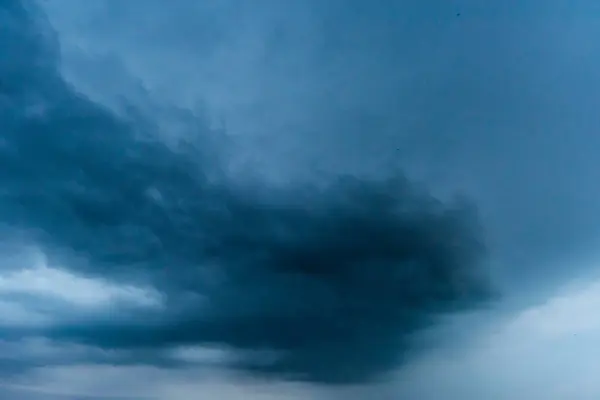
left=2, top=0, right=600, bottom=398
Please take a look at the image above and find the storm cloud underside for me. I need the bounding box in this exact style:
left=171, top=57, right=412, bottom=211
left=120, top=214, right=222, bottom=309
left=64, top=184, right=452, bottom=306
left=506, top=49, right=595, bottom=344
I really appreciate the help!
left=0, top=0, right=493, bottom=385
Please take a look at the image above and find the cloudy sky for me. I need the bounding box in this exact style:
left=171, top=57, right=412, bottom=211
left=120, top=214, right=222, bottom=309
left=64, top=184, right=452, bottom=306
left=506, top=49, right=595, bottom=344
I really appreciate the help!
left=2, top=0, right=600, bottom=398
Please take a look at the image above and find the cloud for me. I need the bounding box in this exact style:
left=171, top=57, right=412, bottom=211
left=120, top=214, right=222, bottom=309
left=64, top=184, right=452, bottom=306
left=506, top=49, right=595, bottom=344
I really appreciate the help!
left=0, top=0, right=493, bottom=385
left=0, top=251, right=162, bottom=309
left=6, top=270, right=600, bottom=399
left=5, top=2, right=600, bottom=396
left=0, top=362, right=312, bottom=400
left=389, top=269, right=600, bottom=400
left=0, top=300, right=49, bottom=328
left=41, top=176, right=490, bottom=384
left=0, top=265, right=600, bottom=400
left=41, top=0, right=600, bottom=292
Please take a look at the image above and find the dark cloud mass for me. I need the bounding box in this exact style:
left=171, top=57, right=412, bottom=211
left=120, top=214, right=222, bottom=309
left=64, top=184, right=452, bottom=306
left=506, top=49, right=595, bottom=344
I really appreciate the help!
left=0, top=0, right=492, bottom=384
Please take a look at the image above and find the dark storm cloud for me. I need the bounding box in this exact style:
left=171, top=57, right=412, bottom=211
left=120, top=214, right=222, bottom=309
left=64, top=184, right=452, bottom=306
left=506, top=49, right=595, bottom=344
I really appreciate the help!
left=0, top=0, right=493, bottom=385
left=44, top=176, right=490, bottom=384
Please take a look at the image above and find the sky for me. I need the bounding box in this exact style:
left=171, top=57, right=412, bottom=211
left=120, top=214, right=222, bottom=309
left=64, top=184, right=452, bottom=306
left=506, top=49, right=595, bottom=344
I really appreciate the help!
left=2, top=0, right=600, bottom=398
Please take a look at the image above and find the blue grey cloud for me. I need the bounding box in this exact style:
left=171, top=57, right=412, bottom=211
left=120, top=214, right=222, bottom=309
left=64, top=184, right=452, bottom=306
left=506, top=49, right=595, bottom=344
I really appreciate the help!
left=5, top=0, right=600, bottom=396
left=42, top=0, right=600, bottom=293
left=0, top=0, right=492, bottom=385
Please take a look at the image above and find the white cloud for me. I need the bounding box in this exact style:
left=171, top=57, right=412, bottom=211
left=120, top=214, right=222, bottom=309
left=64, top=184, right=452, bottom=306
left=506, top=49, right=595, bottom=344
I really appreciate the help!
left=167, top=346, right=233, bottom=366
left=0, top=250, right=162, bottom=310
left=504, top=277, right=600, bottom=339
left=391, top=271, right=600, bottom=400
